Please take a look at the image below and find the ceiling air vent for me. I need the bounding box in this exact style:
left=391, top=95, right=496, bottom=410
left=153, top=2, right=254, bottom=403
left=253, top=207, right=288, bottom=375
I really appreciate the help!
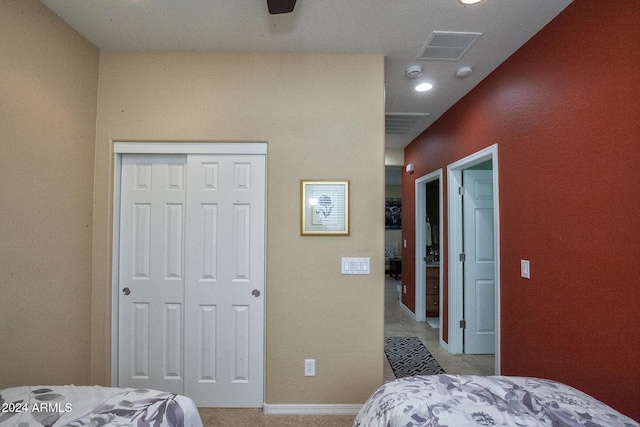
left=385, top=113, right=430, bottom=135
left=418, top=31, right=482, bottom=61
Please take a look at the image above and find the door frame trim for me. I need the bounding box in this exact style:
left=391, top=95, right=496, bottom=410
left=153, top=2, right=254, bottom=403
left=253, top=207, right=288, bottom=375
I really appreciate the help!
left=414, top=169, right=445, bottom=348
left=447, top=144, right=500, bottom=374
left=110, top=141, right=267, bottom=387
left=114, top=141, right=267, bottom=155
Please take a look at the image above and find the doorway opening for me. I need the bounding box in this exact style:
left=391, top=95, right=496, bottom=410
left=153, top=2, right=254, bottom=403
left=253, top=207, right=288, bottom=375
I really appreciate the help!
left=414, top=170, right=444, bottom=348
left=447, top=144, right=500, bottom=374
left=384, top=165, right=403, bottom=296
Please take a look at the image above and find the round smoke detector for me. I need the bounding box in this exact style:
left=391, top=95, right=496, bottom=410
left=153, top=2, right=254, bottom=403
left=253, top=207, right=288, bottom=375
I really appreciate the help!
left=406, top=66, right=423, bottom=79
left=456, top=66, right=473, bottom=78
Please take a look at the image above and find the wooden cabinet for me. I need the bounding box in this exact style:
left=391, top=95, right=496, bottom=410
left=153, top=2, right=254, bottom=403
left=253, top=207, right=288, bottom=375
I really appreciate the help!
left=426, top=266, right=439, bottom=318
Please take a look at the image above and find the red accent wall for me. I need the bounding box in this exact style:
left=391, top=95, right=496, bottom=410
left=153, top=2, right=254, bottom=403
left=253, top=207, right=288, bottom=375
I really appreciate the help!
left=402, top=0, right=640, bottom=420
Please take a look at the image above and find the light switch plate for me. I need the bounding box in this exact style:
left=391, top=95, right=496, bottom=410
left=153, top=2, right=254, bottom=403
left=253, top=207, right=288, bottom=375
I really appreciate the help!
left=521, top=260, right=530, bottom=279
left=341, top=257, right=370, bottom=274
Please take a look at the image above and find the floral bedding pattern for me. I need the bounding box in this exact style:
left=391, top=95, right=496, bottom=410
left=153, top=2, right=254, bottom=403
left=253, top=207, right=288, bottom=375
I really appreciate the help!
left=354, top=375, right=639, bottom=427
left=0, top=385, right=203, bottom=426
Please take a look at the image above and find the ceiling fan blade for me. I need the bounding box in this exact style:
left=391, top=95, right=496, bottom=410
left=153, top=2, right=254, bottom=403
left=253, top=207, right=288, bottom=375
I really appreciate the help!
left=267, top=0, right=297, bottom=14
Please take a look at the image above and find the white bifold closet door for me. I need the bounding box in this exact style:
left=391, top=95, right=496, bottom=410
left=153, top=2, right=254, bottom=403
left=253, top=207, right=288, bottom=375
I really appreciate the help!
left=118, top=153, right=265, bottom=407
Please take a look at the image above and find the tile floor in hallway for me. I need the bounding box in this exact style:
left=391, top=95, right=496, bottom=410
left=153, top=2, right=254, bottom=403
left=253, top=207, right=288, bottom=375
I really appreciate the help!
left=383, top=275, right=495, bottom=382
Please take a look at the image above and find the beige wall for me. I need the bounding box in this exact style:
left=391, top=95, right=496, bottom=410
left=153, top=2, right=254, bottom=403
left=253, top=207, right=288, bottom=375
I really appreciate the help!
left=0, top=1, right=385, bottom=404
left=385, top=184, right=401, bottom=199
left=384, top=148, right=404, bottom=167
left=0, top=0, right=98, bottom=386
left=92, top=52, right=386, bottom=403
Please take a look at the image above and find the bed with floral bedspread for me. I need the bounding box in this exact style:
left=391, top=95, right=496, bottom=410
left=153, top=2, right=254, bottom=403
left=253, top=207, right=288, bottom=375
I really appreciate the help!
left=354, top=375, right=638, bottom=427
left=0, top=385, right=203, bottom=426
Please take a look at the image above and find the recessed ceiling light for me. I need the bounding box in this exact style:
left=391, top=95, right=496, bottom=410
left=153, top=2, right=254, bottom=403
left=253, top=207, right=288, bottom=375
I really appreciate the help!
left=415, top=83, right=433, bottom=92
left=460, top=0, right=483, bottom=4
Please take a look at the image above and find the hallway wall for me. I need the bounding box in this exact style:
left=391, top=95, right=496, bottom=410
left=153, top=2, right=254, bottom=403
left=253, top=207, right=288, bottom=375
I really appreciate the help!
left=402, top=0, right=640, bottom=419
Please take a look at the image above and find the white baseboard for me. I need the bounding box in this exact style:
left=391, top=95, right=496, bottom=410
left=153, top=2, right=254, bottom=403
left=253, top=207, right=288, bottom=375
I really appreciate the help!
left=440, top=337, right=449, bottom=352
left=399, top=300, right=415, bottom=317
left=263, top=403, right=361, bottom=415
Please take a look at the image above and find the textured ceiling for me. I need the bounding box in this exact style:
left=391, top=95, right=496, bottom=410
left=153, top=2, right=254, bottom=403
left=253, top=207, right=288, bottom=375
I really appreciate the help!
left=39, top=0, right=572, bottom=148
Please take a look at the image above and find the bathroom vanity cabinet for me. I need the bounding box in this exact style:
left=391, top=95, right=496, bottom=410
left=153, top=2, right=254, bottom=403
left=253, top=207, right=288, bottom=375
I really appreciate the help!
left=426, top=265, right=439, bottom=318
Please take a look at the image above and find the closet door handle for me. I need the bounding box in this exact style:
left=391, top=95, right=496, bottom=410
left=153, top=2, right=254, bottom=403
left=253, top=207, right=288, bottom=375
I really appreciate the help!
left=122, top=287, right=131, bottom=296
left=252, top=289, right=261, bottom=298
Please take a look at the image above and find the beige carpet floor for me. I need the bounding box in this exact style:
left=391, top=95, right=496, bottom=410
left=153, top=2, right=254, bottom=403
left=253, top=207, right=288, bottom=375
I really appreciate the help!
left=198, top=408, right=355, bottom=426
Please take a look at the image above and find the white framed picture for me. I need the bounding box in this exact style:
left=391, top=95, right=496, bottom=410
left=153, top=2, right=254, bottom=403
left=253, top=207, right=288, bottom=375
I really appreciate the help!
left=300, top=180, right=349, bottom=236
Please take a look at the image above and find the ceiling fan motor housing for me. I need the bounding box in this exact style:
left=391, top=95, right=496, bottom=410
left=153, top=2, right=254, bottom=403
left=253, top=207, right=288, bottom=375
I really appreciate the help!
left=267, top=0, right=297, bottom=14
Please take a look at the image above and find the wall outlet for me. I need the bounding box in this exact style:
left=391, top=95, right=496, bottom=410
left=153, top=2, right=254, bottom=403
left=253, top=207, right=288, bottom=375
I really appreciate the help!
left=304, top=359, right=315, bottom=376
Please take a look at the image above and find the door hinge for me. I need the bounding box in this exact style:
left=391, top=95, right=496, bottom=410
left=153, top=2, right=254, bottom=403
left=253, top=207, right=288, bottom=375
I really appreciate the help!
left=459, top=186, right=465, bottom=195
left=460, top=319, right=466, bottom=329
left=459, top=253, right=466, bottom=262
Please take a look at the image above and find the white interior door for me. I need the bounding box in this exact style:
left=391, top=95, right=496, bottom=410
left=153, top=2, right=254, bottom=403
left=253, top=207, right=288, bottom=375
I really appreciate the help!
left=118, top=152, right=265, bottom=407
left=183, top=154, right=265, bottom=407
left=118, top=154, right=187, bottom=393
left=462, top=168, right=495, bottom=354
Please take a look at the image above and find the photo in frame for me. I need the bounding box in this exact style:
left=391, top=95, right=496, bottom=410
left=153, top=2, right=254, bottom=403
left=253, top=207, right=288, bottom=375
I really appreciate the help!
left=385, top=198, right=402, bottom=229
left=300, top=180, right=349, bottom=235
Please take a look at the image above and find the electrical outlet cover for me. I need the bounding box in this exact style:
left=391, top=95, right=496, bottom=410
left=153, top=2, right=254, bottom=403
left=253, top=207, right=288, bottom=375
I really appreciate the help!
left=304, top=359, right=315, bottom=376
